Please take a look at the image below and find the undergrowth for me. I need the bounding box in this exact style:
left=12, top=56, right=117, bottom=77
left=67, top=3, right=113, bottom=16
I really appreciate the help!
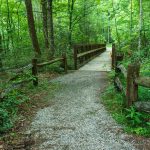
left=0, top=90, right=29, bottom=133
left=0, top=65, right=61, bottom=135
left=102, top=84, right=150, bottom=137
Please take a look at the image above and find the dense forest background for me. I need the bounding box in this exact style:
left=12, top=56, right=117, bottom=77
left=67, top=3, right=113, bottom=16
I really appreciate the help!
left=0, top=0, right=150, bottom=139
left=0, top=0, right=149, bottom=70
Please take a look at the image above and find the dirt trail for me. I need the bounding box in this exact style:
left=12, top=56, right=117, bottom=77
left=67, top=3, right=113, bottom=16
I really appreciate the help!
left=27, top=71, right=137, bottom=150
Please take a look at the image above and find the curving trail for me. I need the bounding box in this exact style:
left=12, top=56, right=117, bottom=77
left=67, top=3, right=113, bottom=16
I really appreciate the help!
left=27, top=49, right=137, bottom=150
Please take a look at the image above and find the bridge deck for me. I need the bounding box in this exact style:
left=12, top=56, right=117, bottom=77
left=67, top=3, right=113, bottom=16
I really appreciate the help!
left=79, top=47, right=112, bottom=71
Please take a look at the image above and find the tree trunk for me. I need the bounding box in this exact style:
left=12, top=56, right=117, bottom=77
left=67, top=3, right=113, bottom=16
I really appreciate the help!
left=0, top=34, right=3, bottom=69
left=112, top=0, right=121, bottom=50
left=130, top=0, right=133, bottom=48
left=47, top=0, right=55, bottom=58
left=41, top=0, right=49, bottom=49
left=138, top=0, right=143, bottom=51
left=25, top=0, right=41, bottom=56
left=68, top=0, right=74, bottom=48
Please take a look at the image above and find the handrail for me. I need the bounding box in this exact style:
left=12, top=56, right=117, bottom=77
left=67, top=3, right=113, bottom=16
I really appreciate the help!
left=117, top=64, right=127, bottom=78
left=77, top=47, right=105, bottom=58
left=37, top=58, right=64, bottom=67
left=135, top=77, right=150, bottom=88
left=74, top=43, right=106, bottom=70
left=113, top=47, right=150, bottom=107
left=32, top=55, right=67, bottom=86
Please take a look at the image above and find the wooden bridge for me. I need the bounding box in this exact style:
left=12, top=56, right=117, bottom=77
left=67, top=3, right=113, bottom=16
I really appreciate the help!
left=73, top=44, right=112, bottom=71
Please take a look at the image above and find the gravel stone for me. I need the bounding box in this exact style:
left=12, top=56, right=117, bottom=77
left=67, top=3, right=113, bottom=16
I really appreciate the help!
left=28, top=71, right=137, bottom=150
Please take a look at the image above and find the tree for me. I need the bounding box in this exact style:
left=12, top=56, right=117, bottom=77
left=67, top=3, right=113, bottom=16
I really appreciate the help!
left=0, top=34, right=3, bottom=68
left=68, top=0, right=75, bottom=48
left=25, top=0, right=41, bottom=56
left=41, top=0, right=49, bottom=49
left=47, top=0, right=55, bottom=58
left=138, top=0, right=143, bottom=51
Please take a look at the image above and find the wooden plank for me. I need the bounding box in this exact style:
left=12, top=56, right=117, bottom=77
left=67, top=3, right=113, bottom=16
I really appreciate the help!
left=37, top=58, right=63, bottom=67
left=135, top=77, right=150, bottom=88
left=77, top=47, right=105, bottom=58
left=62, top=53, right=67, bottom=73
left=114, top=77, right=125, bottom=94
left=117, top=64, right=127, bottom=78
left=74, top=45, right=78, bottom=70
left=32, top=59, right=38, bottom=86
left=126, top=63, right=140, bottom=107
left=0, top=79, right=33, bottom=100
left=112, top=44, right=116, bottom=69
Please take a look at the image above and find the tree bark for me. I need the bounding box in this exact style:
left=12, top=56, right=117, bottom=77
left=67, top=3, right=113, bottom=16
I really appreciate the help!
left=130, top=0, right=133, bottom=48
left=112, top=0, right=121, bottom=50
left=138, top=0, right=143, bottom=51
left=68, top=0, right=75, bottom=48
left=25, top=0, right=41, bottom=56
left=47, top=0, right=55, bottom=58
left=0, top=34, right=3, bottom=69
left=41, top=0, right=49, bottom=49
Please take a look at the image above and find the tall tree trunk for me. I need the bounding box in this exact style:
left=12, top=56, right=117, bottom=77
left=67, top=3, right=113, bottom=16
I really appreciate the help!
left=108, top=11, right=110, bottom=44
left=0, top=34, right=3, bottom=68
left=138, top=0, right=143, bottom=51
left=25, top=0, right=41, bottom=56
left=68, top=0, right=74, bottom=48
left=47, top=0, right=55, bottom=58
left=130, top=0, right=133, bottom=49
left=112, top=0, right=121, bottom=50
left=41, top=0, right=49, bottom=49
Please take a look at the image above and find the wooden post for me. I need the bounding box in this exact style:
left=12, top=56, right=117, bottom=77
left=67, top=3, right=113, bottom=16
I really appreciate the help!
left=32, top=58, right=38, bottom=86
left=63, top=53, right=67, bottom=73
left=126, top=63, right=140, bottom=107
left=112, top=43, right=116, bottom=69
left=74, top=45, right=78, bottom=70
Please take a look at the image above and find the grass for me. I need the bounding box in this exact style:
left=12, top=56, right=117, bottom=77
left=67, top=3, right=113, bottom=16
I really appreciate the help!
left=101, top=83, right=150, bottom=137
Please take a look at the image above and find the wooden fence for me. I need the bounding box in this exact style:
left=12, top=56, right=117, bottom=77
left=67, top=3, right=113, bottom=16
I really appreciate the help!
left=74, top=44, right=106, bottom=70
left=0, top=55, right=67, bottom=99
left=112, top=44, right=150, bottom=107
left=32, top=54, right=67, bottom=86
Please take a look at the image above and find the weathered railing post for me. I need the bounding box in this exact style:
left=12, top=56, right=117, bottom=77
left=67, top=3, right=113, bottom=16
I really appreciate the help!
left=32, top=58, right=38, bottom=86
left=74, top=45, right=78, bottom=70
left=112, top=43, right=116, bottom=69
left=126, top=63, right=140, bottom=107
left=63, top=53, right=68, bottom=73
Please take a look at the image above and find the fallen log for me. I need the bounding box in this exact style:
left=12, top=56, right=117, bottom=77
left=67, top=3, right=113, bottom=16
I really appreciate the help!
left=0, top=79, right=32, bottom=100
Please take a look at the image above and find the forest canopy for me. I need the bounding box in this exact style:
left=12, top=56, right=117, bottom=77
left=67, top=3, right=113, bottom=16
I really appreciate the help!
left=0, top=0, right=149, bottom=69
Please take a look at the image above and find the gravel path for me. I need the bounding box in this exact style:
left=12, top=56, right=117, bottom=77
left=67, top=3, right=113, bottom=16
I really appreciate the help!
left=28, top=71, right=137, bottom=150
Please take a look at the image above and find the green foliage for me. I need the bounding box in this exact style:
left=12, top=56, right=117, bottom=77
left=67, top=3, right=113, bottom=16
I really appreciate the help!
left=0, top=90, right=29, bottom=133
left=125, top=107, right=143, bottom=127
left=102, top=83, right=150, bottom=137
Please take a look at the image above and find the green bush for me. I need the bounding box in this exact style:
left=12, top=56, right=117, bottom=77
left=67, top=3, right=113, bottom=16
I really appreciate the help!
left=0, top=90, right=29, bottom=133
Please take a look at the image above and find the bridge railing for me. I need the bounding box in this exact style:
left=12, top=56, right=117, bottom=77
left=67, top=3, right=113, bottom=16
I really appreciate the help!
left=73, top=44, right=106, bottom=70
left=112, top=44, right=150, bottom=107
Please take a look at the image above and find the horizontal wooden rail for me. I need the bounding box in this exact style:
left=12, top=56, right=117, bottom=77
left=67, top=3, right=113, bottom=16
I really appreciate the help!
left=32, top=55, right=67, bottom=86
left=135, top=77, right=150, bottom=88
left=77, top=47, right=105, bottom=58
left=113, top=44, right=150, bottom=107
left=117, top=64, right=127, bottom=78
left=74, top=43, right=106, bottom=70
left=114, top=77, right=125, bottom=94
left=37, top=58, right=64, bottom=67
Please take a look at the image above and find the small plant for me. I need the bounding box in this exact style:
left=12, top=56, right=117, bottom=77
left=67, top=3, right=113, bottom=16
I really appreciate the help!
left=125, top=107, right=143, bottom=127
left=0, top=90, right=29, bottom=133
